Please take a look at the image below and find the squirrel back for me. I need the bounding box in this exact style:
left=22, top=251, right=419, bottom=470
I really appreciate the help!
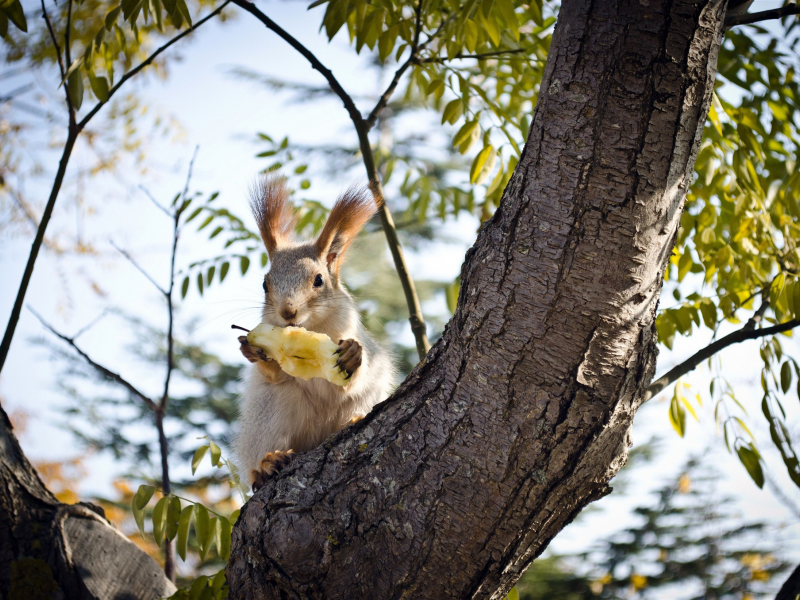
left=234, top=176, right=396, bottom=484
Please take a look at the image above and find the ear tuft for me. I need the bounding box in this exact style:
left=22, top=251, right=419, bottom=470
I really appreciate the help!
left=315, top=186, right=378, bottom=270
left=250, top=175, right=298, bottom=256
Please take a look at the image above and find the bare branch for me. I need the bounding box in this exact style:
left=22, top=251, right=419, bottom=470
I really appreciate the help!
left=229, top=0, right=364, bottom=128
left=78, top=1, right=231, bottom=129
left=110, top=241, right=167, bottom=296
left=419, top=48, right=528, bottom=64
left=726, top=3, right=800, bottom=26
left=28, top=306, right=157, bottom=412
left=138, top=185, right=172, bottom=217
left=644, top=317, right=800, bottom=402
left=40, top=0, right=65, bottom=79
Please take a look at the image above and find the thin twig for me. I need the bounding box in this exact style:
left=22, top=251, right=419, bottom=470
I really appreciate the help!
left=644, top=318, right=800, bottom=402
left=229, top=0, right=363, bottom=127
left=40, top=0, right=65, bottom=78
left=78, top=1, right=231, bottom=129
left=110, top=241, right=167, bottom=295
left=725, top=3, right=800, bottom=26
left=28, top=306, right=157, bottom=412
left=72, top=310, right=109, bottom=340
left=419, top=48, right=528, bottom=63
left=363, top=0, right=425, bottom=130
left=139, top=185, right=172, bottom=217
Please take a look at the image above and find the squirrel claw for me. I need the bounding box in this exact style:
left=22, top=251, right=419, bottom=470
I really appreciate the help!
left=335, top=339, right=362, bottom=378
left=251, top=450, right=295, bottom=491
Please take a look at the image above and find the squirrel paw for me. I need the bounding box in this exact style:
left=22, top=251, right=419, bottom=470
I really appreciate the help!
left=335, top=339, right=362, bottom=379
left=239, top=336, right=269, bottom=363
left=251, top=450, right=295, bottom=491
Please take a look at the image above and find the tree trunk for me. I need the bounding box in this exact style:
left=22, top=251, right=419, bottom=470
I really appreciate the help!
left=227, top=0, right=727, bottom=597
left=0, top=405, right=175, bottom=599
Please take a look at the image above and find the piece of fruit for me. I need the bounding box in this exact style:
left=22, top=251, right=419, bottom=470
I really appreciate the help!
left=245, top=324, right=348, bottom=386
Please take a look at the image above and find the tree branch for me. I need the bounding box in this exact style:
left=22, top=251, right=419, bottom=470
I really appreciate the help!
left=78, top=1, right=231, bottom=129
left=363, top=0, right=424, bottom=130
left=644, top=317, right=800, bottom=402
left=725, top=3, right=800, bottom=26
left=229, top=0, right=364, bottom=128
left=110, top=241, right=168, bottom=295
left=28, top=307, right=157, bottom=412
left=418, top=48, right=527, bottom=63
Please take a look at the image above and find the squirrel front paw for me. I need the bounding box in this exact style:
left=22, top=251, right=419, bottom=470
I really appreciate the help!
left=251, top=450, right=295, bottom=492
left=239, top=336, right=268, bottom=363
left=335, top=339, right=362, bottom=380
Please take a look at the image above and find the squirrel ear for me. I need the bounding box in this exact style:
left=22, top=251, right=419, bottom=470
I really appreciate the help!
left=315, top=186, right=378, bottom=275
left=250, top=175, right=297, bottom=256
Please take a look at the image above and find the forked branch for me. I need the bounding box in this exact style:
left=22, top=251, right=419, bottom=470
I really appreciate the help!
left=29, top=307, right=157, bottom=412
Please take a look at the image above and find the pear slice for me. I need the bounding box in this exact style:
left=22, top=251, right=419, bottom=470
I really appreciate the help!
left=246, top=323, right=348, bottom=386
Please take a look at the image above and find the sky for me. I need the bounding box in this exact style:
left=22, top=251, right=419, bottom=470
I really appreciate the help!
left=1, top=0, right=799, bottom=591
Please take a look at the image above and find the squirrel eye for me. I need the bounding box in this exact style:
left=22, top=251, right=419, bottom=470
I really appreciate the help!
left=262, top=279, right=268, bottom=294
left=313, top=274, right=324, bottom=288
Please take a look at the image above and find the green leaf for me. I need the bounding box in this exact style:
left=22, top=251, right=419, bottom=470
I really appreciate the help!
left=506, top=588, right=520, bottom=600
left=211, top=569, right=226, bottom=594
left=205, top=517, right=218, bottom=559
left=134, top=484, right=156, bottom=510
left=0, top=0, right=26, bottom=32
left=197, top=272, right=204, bottom=296
left=185, top=207, right=203, bottom=223
left=470, top=145, right=491, bottom=184
left=442, top=99, right=464, bottom=125
left=189, top=576, right=209, bottom=600
left=453, top=120, right=479, bottom=149
left=0, top=11, right=8, bottom=37
left=219, top=261, right=230, bottom=282
left=105, top=5, right=121, bottom=29
left=378, top=25, right=398, bottom=62
left=207, top=265, right=216, bottom=286
left=175, top=0, right=192, bottom=26
left=470, top=145, right=497, bottom=185
left=445, top=276, right=461, bottom=314
left=88, top=74, right=109, bottom=103
left=166, top=495, right=182, bottom=541
left=195, top=504, right=210, bottom=559
left=736, top=444, right=764, bottom=488
left=669, top=393, right=686, bottom=437
left=209, top=440, right=222, bottom=467
left=192, top=445, right=209, bottom=475
left=216, top=517, right=232, bottom=561
left=152, top=496, right=169, bottom=545
left=181, top=276, right=190, bottom=299
left=176, top=505, right=194, bottom=561
left=240, top=256, right=250, bottom=275
left=67, top=69, right=84, bottom=111
left=781, top=361, right=792, bottom=394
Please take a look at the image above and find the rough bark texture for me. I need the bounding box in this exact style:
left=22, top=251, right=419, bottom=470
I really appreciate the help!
left=227, top=0, right=727, bottom=597
left=0, top=406, right=175, bottom=599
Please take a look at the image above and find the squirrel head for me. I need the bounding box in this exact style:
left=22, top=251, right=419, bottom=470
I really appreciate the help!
left=250, top=175, right=378, bottom=330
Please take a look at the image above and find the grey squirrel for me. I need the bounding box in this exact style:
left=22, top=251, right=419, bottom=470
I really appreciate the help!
left=233, top=176, right=396, bottom=490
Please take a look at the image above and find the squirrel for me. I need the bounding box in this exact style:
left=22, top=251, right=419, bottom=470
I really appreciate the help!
left=234, top=176, right=396, bottom=490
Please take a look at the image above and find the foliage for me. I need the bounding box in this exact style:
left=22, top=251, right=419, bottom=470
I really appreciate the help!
left=132, top=440, right=241, bottom=598
left=515, top=458, right=790, bottom=600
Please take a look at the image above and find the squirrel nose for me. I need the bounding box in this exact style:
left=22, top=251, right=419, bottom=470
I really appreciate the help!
left=280, top=302, right=297, bottom=322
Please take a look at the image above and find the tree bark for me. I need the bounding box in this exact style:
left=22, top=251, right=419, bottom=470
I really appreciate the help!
left=227, top=0, right=727, bottom=597
left=0, top=404, right=175, bottom=599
